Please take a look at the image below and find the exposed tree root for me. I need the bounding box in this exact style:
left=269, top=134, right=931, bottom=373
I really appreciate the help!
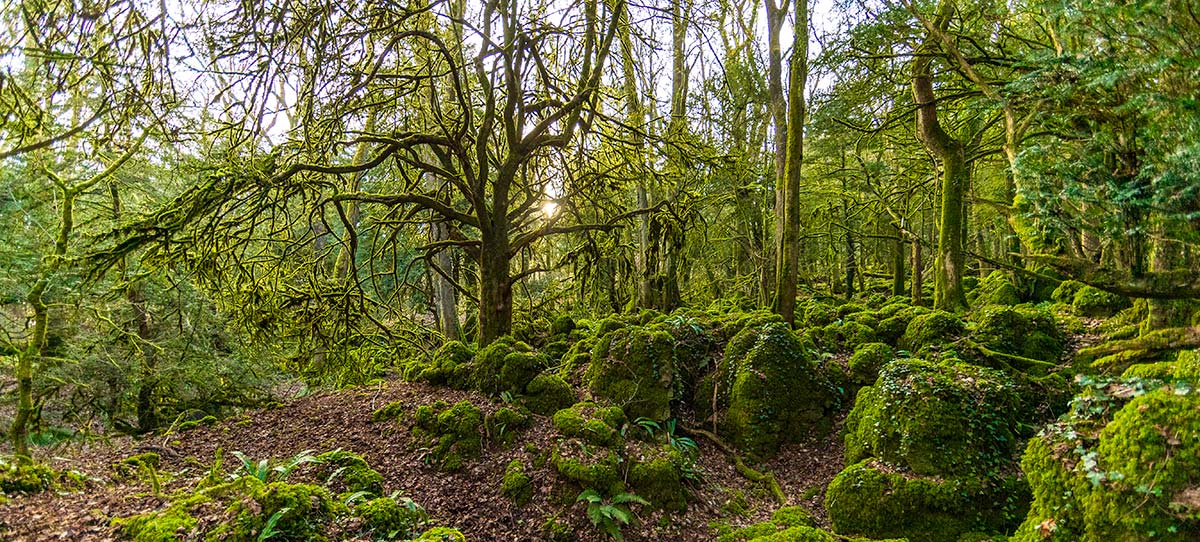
left=679, top=424, right=787, bottom=505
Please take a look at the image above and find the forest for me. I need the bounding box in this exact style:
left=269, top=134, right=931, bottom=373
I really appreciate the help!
left=0, top=0, right=1198, bottom=540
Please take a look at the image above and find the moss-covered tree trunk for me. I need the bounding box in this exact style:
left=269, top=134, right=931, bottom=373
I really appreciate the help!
left=912, top=229, right=924, bottom=306
left=893, top=223, right=906, bottom=296
left=763, top=0, right=787, bottom=307
left=773, top=0, right=807, bottom=324
left=911, top=0, right=968, bottom=312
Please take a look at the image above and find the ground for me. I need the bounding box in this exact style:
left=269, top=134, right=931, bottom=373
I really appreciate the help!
left=0, top=381, right=845, bottom=542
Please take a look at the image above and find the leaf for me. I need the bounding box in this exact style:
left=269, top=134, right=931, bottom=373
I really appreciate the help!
left=611, top=492, right=649, bottom=506
left=576, top=489, right=602, bottom=503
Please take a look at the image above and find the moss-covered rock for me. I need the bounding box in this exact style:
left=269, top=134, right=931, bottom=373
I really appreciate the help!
left=413, top=526, right=468, bottom=542
left=849, top=343, right=894, bottom=386
left=1012, top=386, right=1200, bottom=542
left=230, top=481, right=339, bottom=541
left=473, top=337, right=546, bottom=396
left=1050, top=280, right=1086, bottom=305
left=417, top=341, right=476, bottom=389
left=719, top=323, right=838, bottom=459
left=627, top=444, right=687, bottom=512
left=412, top=400, right=485, bottom=471
left=969, top=305, right=1064, bottom=364
left=825, top=460, right=1029, bottom=542
left=585, top=326, right=675, bottom=421
left=523, top=373, right=576, bottom=416
left=502, top=459, right=533, bottom=506
left=899, top=311, right=964, bottom=355
left=114, top=506, right=198, bottom=542
left=1072, top=285, right=1130, bottom=317
left=551, top=315, right=576, bottom=336
left=970, top=271, right=1021, bottom=306
left=551, top=402, right=625, bottom=447
left=354, top=496, right=427, bottom=538
left=843, top=359, right=1021, bottom=476
left=550, top=444, right=623, bottom=496
left=316, top=450, right=383, bottom=495
left=0, top=458, right=68, bottom=494
left=486, top=406, right=532, bottom=445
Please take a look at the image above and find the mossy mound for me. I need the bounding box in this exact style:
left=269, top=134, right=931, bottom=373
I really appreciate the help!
left=1051, top=279, right=1086, bottom=305
left=315, top=450, right=383, bottom=495
left=1012, top=384, right=1200, bottom=542
left=485, top=406, right=532, bottom=445
left=843, top=359, right=1021, bottom=476
left=522, top=373, right=576, bottom=416
left=412, top=400, right=485, bottom=471
left=224, top=481, right=340, bottom=541
left=627, top=443, right=687, bottom=512
left=970, top=271, right=1021, bottom=306
left=355, top=496, right=428, bottom=538
left=551, top=401, right=626, bottom=447
left=416, top=341, right=476, bottom=389
left=899, top=311, right=965, bottom=355
left=473, top=337, right=547, bottom=396
left=825, top=460, right=1029, bottom=542
left=502, top=459, right=533, bottom=506
left=550, top=444, right=623, bottom=496
left=1121, top=349, right=1200, bottom=381
left=798, top=299, right=839, bottom=328
left=718, top=322, right=838, bottom=459
left=115, top=506, right=198, bottom=542
left=1071, top=285, right=1131, bottom=317
left=585, top=326, right=675, bottom=421
left=0, top=457, right=81, bottom=495
left=717, top=506, right=909, bottom=542
left=849, top=343, right=894, bottom=386
left=969, top=305, right=1064, bottom=364
left=413, top=527, right=468, bottom=541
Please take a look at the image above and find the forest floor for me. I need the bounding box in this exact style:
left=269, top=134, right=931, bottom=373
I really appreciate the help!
left=0, top=380, right=846, bottom=542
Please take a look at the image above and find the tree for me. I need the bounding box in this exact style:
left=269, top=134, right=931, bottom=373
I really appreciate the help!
left=773, top=0, right=809, bottom=323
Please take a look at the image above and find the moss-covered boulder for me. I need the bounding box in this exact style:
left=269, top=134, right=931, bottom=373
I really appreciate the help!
left=502, top=459, right=533, bottom=506
left=719, top=322, right=838, bottom=459
left=627, top=444, right=687, bottom=512
left=522, top=373, right=576, bottom=416
left=416, top=341, right=476, bottom=389
left=1050, top=280, right=1086, bottom=305
left=413, top=527, right=468, bottom=541
left=1071, top=285, right=1131, bottom=317
left=114, top=507, right=198, bottom=542
left=473, top=337, right=547, bottom=396
left=485, top=406, right=532, bottom=445
left=843, top=359, right=1021, bottom=476
left=849, top=343, right=894, bottom=386
left=825, top=460, right=1029, bottom=542
left=231, top=481, right=339, bottom=541
left=1012, top=385, right=1200, bottom=542
left=315, top=450, right=383, bottom=495
left=551, top=401, right=626, bottom=447
left=354, top=496, right=427, bottom=538
left=899, top=311, right=965, bottom=355
left=970, top=271, right=1021, bottom=306
left=0, top=458, right=79, bottom=495
left=585, top=326, right=675, bottom=421
left=550, top=444, right=623, bottom=496
left=969, top=305, right=1064, bottom=364
left=412, top=400, right=485, bottom=471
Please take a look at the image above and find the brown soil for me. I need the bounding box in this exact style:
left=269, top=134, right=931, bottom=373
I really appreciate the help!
left=0, top=380, right=847, bottom=542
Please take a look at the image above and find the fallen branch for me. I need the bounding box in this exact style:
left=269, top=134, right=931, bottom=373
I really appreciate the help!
left=1075, top=326, right=1200, bottom=372
left=679, top=424, right=787, bottom=505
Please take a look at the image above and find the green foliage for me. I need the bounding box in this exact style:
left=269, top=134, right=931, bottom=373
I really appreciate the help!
left=114, top=506, right=198, bottom=542
left=1071, top=286, right=1130, bottom=318
left=411, top=527, right=468, bottom=542
left=485, top=406, right=532, bottom=445
left=843, top=359, right=1021, bottom=476
left=229, top=450, right=319, bottom=483
left=586, top=326, right=676, bottom=421
left=502, top=459, right=534, bottom=506
left=315, top=450, right=383, bottom=495
left=0, top=457, right=74, bottom=495
left=353, top=495, right=428, bottom=539
left=576, top=488, right=649, bottom=542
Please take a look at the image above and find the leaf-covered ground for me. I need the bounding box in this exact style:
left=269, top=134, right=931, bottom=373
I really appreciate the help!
left=0, top=380, right=846, bottom=541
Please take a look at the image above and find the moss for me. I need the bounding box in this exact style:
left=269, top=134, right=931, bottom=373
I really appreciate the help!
left=628, top=445, right=687, bottom=512
left=550, top=445, right=623, bottom=496
left=412, top=400, right=485, bottom=471
left=1051, top=280, right=1086, bottom=305
left=371, top=400, right=406, bottom=423
left=501, top=459, right=533, bottom=506
left=354, top=496, right=426, bottom=537
left=0, top=459, right=61, bottom=494
left=838, top=321, right=878, bottom=352
left=750, top=526, right=837, bottom=542
left=843, top=359, right=1021, bottom=476
left=971, top=271, right=1021, bottom=306
left=551, top=402, right=624, bottom=447
left=716, top=521, right=781, bottom=542
left=473, top=337, right=536, bottom=396
left=176, top=415, right=218, bottom=432
left=114, top=507, right=198, bottom=542
left=316, top=450, right=383, bottom=495
left=799, top=300, right=839, bottom=328
left=1072, top=285, right=1130, bottom=317
left=585, top=326, right=675, bottom=421
left=417, top=341, right=476, bottom=389
left=234, top=481, right=338, bottom=541
left=825, top=460, right=1029, bottom=542
left=970, top=305, right=1064, bottom=364
left=523, top=373, right=576, bottom=416
left=771, top=506, right=816, bottom=528
left=413, top=526, right=468, bottom=541
left=114, top=452, right=161, bottom=480
left=849, top=343, right=894, bottom=386
left=550, top=315, right=577, bottom=336
left=720, top=323, right=838, bottom=459
left=899, top=311, right=964, bottom=355
left=486, top=407, right=531, bottom=445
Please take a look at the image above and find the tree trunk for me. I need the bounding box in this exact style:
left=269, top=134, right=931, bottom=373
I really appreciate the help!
left=478, top=228, right=512, bottom=346
left=911, top=0, right=968, bottom=312
left=772, top=0, right=807, bottom=324
left=763, top=0, right=787, bottom=307
left=893, top=223, right=907, bottom=296
left=432, top=221, right=460, bottom=340
left=912, top=230, right=924, bottom=306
